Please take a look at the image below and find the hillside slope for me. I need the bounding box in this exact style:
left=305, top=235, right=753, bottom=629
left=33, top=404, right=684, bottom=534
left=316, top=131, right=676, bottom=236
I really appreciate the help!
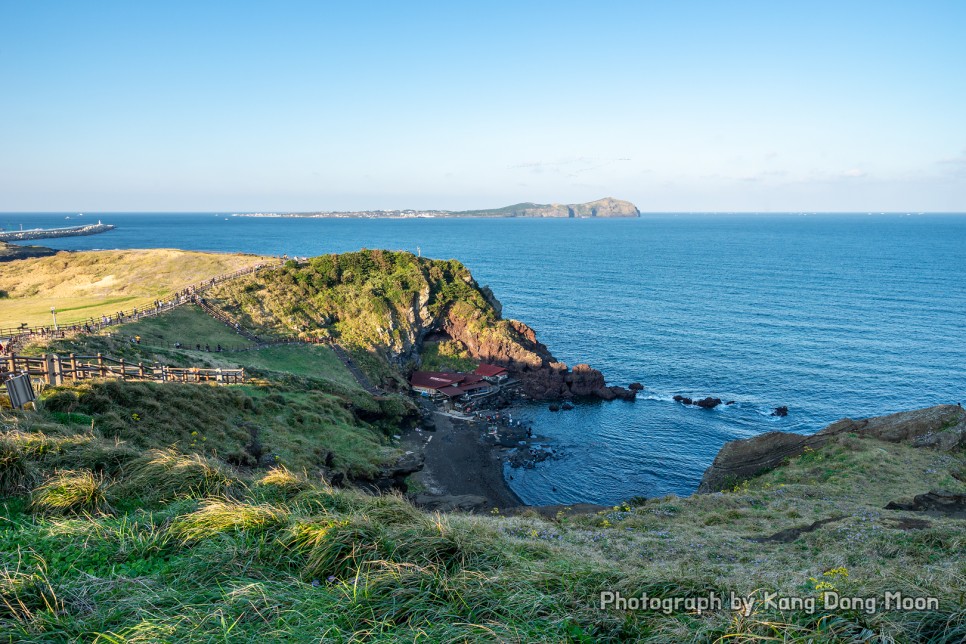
left=207, top=250, right=617, bottom=399
left=1, top=400, right=963, bottom=641
left=0, top=249, right=268, bottom=327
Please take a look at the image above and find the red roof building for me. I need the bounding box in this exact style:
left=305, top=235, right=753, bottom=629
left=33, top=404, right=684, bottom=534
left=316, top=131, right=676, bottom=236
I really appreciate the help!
left=474, top=364, right=508, bottom=381
left=410, top=369, right=500, bottom=398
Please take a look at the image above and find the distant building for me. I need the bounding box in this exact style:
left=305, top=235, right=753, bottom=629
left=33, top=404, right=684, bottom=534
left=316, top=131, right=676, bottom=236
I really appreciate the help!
left=474, top=363, right=508, bottom=383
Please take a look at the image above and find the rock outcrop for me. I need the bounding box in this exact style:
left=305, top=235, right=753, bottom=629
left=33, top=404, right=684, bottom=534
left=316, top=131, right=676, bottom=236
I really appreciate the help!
left=885, top=490, right=966, bottom=518
left=0, top=241, right=57, bottom=262
left=412, top=494, right=488, bottom=513
left=211, top=250, right=617, bottom=401
left=698, top=404, right=966, bottom=493
left=674, top=395, right=721, bottom=408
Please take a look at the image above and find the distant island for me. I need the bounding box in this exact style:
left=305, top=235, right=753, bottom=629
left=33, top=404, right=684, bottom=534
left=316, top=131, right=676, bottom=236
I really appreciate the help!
left=233, top=197, right=640, bottom=219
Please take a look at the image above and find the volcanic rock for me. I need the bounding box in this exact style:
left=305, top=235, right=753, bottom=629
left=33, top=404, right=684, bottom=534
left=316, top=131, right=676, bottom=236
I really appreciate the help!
left=695, top=397, right=722, bottom=409
left=698, top=404, right=966, bottom=493
left=772, top=406, right=789, bottom=417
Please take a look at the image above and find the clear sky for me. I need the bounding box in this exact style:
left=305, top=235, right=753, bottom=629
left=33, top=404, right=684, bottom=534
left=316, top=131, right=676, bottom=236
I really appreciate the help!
left=1, top=1, right=964, bottom=212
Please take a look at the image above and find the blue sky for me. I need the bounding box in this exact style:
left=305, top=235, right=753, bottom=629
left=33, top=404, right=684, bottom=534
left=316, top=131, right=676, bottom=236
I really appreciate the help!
left=1, top=1, right=964, bottom=212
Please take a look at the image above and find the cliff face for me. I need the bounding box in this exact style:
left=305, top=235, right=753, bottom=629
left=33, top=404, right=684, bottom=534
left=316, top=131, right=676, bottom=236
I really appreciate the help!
left=208, top=250, right=612, bottom=399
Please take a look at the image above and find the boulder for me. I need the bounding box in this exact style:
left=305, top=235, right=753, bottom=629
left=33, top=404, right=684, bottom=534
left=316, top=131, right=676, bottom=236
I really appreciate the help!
left=673, top=395, right=693, bottom=405
left=609, top=386, right=636, bottom=401
left=695, top=397, right=722, bottom=409
left=772, top=406, right=789, bottom=417
left=568, top=363, right=607, bottom=397
left=594, top=387, right=618, bottom=401
left=628, top=382, right=644, bottom=391
left=885, top=490, right=966, bottom=518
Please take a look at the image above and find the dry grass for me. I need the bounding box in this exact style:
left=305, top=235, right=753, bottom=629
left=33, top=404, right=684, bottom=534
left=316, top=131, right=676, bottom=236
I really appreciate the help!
left=0, top=249, right=268, bottom=326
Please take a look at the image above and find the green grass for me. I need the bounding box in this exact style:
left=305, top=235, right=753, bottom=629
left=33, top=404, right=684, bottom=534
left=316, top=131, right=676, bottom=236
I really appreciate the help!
left=419, top=340, right=479, bottom=372
left=4, top=250, right=966, bottom=641
left=37, top=378, right=401, bottom=478
left=2, top=401, right=964, bottom=641
left=104, top=304, right=254, bottom=351
left=230, top=344, right=359, bottom=387
left=30, top=469, right=112, bottom=515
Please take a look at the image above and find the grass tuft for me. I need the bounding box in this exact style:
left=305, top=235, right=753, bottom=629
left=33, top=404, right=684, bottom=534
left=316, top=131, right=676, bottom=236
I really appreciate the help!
left=0, top=435, right=39, bottom=496
left=0, top=556, right=62, bottom=622
left=170, top=498, right=288, bottom=543
left=30, top=469, right=113, bottom=515
left=114, top=447, right=238, bottom=503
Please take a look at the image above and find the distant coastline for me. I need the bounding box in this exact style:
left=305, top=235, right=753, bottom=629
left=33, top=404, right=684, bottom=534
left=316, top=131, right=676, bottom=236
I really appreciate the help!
left=232, top=197, right=640, bottom=219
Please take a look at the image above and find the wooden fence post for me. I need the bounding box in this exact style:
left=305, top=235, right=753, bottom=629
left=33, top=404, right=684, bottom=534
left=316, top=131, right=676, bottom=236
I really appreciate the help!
left=119, top=358, right=125, bottom=380
left=138, top=363, right=145, bottom=378
left=97, top=353, right=106, bottom=378
left=52, top=354, right=63, bottom=386
left=69, top=354, right=77, bottom=380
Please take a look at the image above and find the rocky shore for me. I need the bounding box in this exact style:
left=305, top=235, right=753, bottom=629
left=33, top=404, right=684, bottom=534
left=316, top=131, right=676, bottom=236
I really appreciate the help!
left=0, top=241, right=57, bottom=262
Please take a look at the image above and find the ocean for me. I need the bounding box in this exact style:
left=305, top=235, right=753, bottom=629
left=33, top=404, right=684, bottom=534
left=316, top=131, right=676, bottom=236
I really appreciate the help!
left=3, top=211, right=965, bottom=504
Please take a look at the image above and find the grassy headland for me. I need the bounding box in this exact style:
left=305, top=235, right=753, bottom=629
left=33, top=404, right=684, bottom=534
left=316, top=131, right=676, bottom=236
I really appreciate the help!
left=0, top=249, right=267, bottom=327
left=2, top=248, right=964, bottom=641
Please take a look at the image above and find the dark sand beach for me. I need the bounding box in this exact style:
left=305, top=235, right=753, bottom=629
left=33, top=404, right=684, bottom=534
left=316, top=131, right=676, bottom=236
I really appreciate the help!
left=403, top=410, right=523, bottom=511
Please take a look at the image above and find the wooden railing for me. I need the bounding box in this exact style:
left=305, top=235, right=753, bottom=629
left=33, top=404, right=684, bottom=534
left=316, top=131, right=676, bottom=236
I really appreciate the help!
left=1, top=353, right=245, bottom=386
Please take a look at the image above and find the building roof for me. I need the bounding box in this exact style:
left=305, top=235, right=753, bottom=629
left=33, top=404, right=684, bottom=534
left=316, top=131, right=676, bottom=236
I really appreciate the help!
left=410, top=371, right=464, bottom=389
left=437, top=385, right=466, bottom=398
left=459, top=381, right=492, bottom=392
left=475, top=364, right=508, bottom=377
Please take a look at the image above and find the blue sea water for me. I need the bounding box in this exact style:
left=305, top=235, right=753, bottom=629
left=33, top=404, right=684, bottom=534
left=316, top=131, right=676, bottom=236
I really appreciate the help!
left=3, top=212, right=965, bottom=504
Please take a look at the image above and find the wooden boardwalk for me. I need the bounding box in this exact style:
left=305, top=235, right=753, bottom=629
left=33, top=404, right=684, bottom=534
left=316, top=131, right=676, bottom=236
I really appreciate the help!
left=2, top=353, right=244, bottom=386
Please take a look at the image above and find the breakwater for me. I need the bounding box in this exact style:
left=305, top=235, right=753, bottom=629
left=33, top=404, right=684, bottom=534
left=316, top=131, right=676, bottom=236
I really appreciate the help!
left=0, top=222, right=115, bottom=242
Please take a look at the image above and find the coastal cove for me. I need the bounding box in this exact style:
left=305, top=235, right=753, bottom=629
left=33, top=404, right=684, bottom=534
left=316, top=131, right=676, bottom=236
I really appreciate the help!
left=3, top=212, right=965, bottom=505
